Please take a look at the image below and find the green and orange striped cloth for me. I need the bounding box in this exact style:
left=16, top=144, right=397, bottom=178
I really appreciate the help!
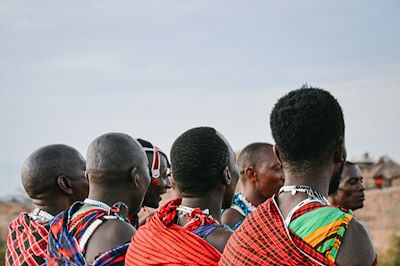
left=288, top=204, right=353, bottom=263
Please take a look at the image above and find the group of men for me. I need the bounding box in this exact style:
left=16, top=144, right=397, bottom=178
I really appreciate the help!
left=6, top=86, right=375, bottom=265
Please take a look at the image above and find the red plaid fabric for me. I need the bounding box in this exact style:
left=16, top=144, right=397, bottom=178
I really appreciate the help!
left=220, top=196, right=335, bottom=266
left=6, top=212, right=49, bottom=266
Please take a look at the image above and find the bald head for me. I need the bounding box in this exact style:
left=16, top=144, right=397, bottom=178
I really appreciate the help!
left=237, top=142, right=284, bottom=202
left=86, top=133, right=149, bottom=185
left=237, top=143, right=274, bottom=179
left=22, top=144, right=86, bottom=199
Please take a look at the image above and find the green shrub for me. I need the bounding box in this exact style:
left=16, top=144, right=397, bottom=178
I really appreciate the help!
left=380, top=233, right=400, bottom=266
left=0, top=241, right=6, bottom=266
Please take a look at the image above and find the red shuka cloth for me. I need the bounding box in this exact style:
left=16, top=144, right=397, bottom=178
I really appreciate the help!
left=125, top=198, right=221, bottom=266
left=220, top=196, right=336, bottom=266
left=6, top=212, right=49, bottom=266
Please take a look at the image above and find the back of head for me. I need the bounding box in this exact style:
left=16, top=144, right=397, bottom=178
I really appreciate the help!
left=86, top=133, right=148, bottom=186
left=170, top=127, right=231, bottom=196
left=137, top=138, right=171, bottom=171
left=270, top=86, right=345, bottom=170
left=237, top=142, right=273, bottom=179
left=21, top=144, right=86, bottom=199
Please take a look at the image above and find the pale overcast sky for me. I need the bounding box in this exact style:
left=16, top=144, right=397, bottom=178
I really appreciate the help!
left=1, top=1, right=399, bottom=195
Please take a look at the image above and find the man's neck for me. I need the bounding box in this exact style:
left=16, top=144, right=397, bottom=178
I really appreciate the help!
left=32, top=198, right=65, bottom=216
left=87, top=186, right=137, bottom=214
left=277, top=169, right=332, bottom=218
left=181, top=195, right=223, bottom=223
left=241, top=186, right=266, bottom=207
left=282, top=166, right=333, bottom=196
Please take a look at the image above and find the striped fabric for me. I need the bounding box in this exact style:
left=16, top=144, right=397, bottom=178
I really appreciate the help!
left=6, top=213, right=49, bottom=266
left=46, top=202, right=129, bottom=266
left=220, top=196, right=336, bottom=265
left=125, top=198, right=222, bottom=266
left=288, top=205, right=353, bottom=263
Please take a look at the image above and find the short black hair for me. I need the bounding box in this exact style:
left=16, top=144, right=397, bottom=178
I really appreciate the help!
left=170, top=127, right=230, bottom=196
left=237, top=142, right=273, bottom=174
left=270, top=86, right=344, bottom=169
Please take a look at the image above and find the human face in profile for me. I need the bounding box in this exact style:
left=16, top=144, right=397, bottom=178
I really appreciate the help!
left=254, top=146, right=284, bottom=200
left=143, top=155, right=172, bottom=208
left=335, top=164, right=365, bottom=211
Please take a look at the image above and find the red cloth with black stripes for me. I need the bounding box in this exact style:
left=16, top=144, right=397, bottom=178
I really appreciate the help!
left=5, top=212, right=49, bottom=266
left=125, top=198, right=221, bottom=266
left=220, top=196, right=337, bottom=266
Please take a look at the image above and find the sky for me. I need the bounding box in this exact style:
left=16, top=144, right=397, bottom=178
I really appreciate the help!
left=0, top=0, right=399, bottom=196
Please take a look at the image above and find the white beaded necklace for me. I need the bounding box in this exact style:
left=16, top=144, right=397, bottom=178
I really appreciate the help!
left=176, top=205, right=216, bottom=221
left=30, top=208, right=54, bottom=223
left=278, top=185, right=329, bottom=205
left=237, top=193, right=256, bottom=212
left=84, top=198, right=111, bottom=211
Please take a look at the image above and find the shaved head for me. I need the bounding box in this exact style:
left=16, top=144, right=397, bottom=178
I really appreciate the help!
left=21, top=144, right=86, bottom=198
left=237, top=143, right=274, bottom=178
left=86, top=133, right=149, bottom=185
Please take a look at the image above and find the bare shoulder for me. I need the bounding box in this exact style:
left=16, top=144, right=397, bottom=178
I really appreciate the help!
left=85, top=218, right=136, bottom=263
left=336, top=217, right=376, bottom=266
left=221, top=208, right=245, bottom=228
left=205, top=226, right=234, bottom=253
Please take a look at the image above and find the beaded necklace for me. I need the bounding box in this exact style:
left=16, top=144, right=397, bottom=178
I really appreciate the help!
left=30, top=208, right=54, bottom=223
left=177, top=205, right=216, bottom=222
left=83, top=198, right=129, bottom=221
left=278, top=185, right=329, bottom=205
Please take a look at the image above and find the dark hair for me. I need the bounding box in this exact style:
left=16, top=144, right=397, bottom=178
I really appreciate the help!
left=237, top=142, right=273, bottom=174
left=170, top=127, right=230, bottom=196
left=270, top=86, right=344, bottom=169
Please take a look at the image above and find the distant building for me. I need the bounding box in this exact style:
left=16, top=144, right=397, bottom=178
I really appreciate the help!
left=354, top=153, right=400, bottom=189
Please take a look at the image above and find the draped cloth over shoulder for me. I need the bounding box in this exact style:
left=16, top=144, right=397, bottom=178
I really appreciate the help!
left=220, top=196, right=337, bottom=266
left=46, top=201, right=129, bottom=266
left=125, top=198, right=221, bottom=266
left=6, top=212, right=49, bottom=266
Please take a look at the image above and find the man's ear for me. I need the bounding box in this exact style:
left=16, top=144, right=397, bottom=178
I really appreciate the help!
left=245, top=167, right=257, bottom=183
left=334, top=142, right=346, bottom=163
left=57, top=175, right=74, bottom=195
left=171, top=177, right=177, bottom=190
left=273, top=145, right=283, bottom=165
left=130, top=167, right=139, bottom=189
left=131, top=167, right=151, bottom=190
left=85, top=170, right=89, bottom=182
left=223, top=166, right=231, bottom=186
